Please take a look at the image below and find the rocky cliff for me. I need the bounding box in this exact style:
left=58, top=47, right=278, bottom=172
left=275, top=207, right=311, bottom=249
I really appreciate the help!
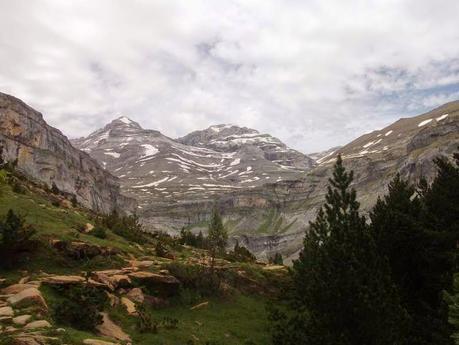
left=0, top=92, right=135, bottom=214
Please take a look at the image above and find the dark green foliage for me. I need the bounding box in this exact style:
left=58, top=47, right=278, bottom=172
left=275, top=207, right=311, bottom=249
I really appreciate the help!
left=0, top=209, right=36, bottom=268
left=226, top=241, right=256, bottom=263
left=51, top=182, right=60, bottom=195
left=166, top=262, right=220, bottom=298
left=11, top=179, right=26, bottom=194
left=71, top=194, right=78, bottom=207
left=53, top=285, right=108, bottom=331
left=155, top=240, right=168, bottom=258
left=208, top=207, right=228, bottom=268
left=445, top=275, right=459, bottom=344
left=272, top=156, right=407, bottom=345
left=269, top=253, right=283, bottom=265
left=89, top=226, right=107, bottom=239
left=137, top=303, right=158, bottom=333
left=179, top=228, right=208, bottom=249
left=100, top=210, right=147, bottom=244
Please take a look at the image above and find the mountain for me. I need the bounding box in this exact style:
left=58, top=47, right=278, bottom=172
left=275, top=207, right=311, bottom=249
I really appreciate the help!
left=0, top=92, right=135, bottom=213
left=72, top=102, right=459, bottom=262
left=72, top=118, right=315, bottom=230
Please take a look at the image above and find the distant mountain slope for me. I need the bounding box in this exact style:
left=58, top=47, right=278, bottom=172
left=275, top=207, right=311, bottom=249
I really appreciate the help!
left=178, top=124, right=315, bottom=169
left=72, top=118, right=315, bottom=218
left=0, top=92, right=135, bottom=213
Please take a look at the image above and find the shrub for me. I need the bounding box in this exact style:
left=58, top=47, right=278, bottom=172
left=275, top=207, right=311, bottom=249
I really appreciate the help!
left=268, top=253, right=283, bottom=265
left=179, top=228, right=208, bottom=249
left=100, top=211, right=147, bottom=244
left=0, top=209, right=36, bottom=268
left=155, top=240, right=168, bottom=258
left=227, top=241, right=256, bottom=263
left=137, top=303, right=158, bottom=333
left=53, top=285, right=108, bottom=331
left=165, top=262, right=220, bottom=298
left=90, top=226, right=107, bottom=239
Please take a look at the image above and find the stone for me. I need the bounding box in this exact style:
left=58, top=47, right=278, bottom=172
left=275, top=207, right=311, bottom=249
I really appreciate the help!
left=111, top=275, right=132, bottom=288
left=106, top=292, right=119, bottom=307
left=0, top=306, right=14, bottom=317
left=41, top=275, right=85, bottom=285
left=18, top=277, right=29, bottom=284
left=190, top=301, right=209, bottom=310
left=128, top=260, right=154, bottom=268
left=121, top=297, right=137, bottom=315
left=126, top=288, right=144, bottom=304
left=144, top=295, right=168, bottom=308
left=23, top=320, right=51, bottom=330
left=96, top=313, right=131, bottom=342
left=7, top=288, right=48, bottom=311
left=12, top=315, right=32, bottom=325
left=84, top=223, right=95, bottom=233
left=1, top=284, right=37, bottom=295
left=90, top=272, right=115, bottom=291
left=83, top=339, right=120, bottom=345
left=10, top=337, right=42, bottom=345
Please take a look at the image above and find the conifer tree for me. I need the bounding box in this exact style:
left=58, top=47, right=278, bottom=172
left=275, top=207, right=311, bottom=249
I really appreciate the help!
left=208, top=206, right=227, bottom=269
left=272, top=155, right=407, bottom=345
left=370, top=174, right=428, bottom=343
left=416, top=152, right=459, bottom=344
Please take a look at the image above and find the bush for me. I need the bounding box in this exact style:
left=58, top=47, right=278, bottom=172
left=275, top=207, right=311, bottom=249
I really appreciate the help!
left=165, top=262, right=220, bottom=298
left=0, top=209, right=36, bottom=268
left=137, top=303, right=158, bottom=333
left=179, top=228, right=208, bottom=249
left=90, top=226, right=107, bottom=239
left=11, top=180, right=26, bottom=194
left=100, top=211, right=147, bottom=244
left=155, top=240, right=168, bottom=258
left=268, top=253, right=283, bottom=265
left=226, top=241, right=256, bottom=263
left=53, top=285, right=108, bottom=331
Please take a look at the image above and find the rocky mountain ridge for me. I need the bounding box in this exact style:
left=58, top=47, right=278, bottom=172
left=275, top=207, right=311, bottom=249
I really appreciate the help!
left=71, top=118, right=315, bottom=224
left=0, top=92, right=135, bottom=214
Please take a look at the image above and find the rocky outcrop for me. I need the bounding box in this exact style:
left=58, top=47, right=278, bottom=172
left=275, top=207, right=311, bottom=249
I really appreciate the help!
left=0, top=92, right=136, bottom=213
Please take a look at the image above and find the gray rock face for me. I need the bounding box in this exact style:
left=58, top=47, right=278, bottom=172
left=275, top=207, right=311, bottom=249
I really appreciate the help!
left=0, top=92, right=135, bottom=214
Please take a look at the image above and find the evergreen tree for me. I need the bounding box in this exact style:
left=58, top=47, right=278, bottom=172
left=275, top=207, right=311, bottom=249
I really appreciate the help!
left=416, top=153, right=459, bottom=344
left=272, top=155, right=407, bottom=345
left=370, top=174, right=429, bottom=343
left=208, top=206, right=227, bottom=268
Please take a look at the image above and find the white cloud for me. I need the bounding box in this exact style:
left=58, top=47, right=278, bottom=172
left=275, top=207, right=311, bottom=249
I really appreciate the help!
left=0, top=0, right=458, bottom=152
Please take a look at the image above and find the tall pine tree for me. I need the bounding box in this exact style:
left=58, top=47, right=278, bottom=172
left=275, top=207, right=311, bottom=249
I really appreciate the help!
left=272, top=155, right=407, bottom=345
left=208, top=206, right=227, bottom=269
left=417, top=152, right=459, bottom=344
left=370, top=174, right=429, bottom=343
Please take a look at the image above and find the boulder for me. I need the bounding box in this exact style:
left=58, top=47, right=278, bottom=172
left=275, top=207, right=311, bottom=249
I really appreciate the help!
left=111, top=275, right=132, bottom=288
left=126, top=288, right=144, bottom=304
left=84, top=223, right=95, bottom=233
left=90, top=272, right=115, bottom=291
left=121, top=297, right=137, bottom=315
left=96, top=313, right=131, bottom=342
left=23, top=320, right=51, bottom=330
left=128, top=260, right=154, bottom=268
left=0, top=306, right=14, bottom=317
left=144, top=295, right=169, bottom=308
left=9, top=336, right=41, bottom=345
left=7, top=288, right=48, bottom=311
left=128, top=271, right=180, bottom=296
left=41, top=275, right=85, bottom=285
left=12, top=315, right=32, bottom=325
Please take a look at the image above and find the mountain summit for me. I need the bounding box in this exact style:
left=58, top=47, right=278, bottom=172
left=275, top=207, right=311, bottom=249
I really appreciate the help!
left=72, top=119, right=315, bottom=231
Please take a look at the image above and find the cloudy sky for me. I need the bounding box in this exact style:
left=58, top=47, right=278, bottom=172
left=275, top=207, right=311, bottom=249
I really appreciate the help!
left=1, top=0, right=458, bottom=152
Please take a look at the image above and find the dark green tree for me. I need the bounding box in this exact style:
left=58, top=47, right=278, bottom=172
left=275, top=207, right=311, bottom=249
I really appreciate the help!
left=0, top=209, right=36, bottom=268
left=272, top=155, right=407, bottom=345
left=416, top=153, right=459, bottom=344
left=208, top=206, right=227, bottom=269
left=370, top=174, right=429, bottom=343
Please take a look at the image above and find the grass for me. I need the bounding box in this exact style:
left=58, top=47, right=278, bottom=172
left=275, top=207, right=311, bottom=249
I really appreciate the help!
left=110, top=294, right=271, bottom=345
left=0, top=174, right=283, bottom=345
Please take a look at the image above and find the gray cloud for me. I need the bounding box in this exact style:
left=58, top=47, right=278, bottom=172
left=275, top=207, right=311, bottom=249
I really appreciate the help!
left=0, top=0, right=458, bottom=152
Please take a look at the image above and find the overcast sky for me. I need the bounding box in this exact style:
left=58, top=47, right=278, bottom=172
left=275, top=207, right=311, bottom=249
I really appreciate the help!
left=1, top=0, right=458, bottom=152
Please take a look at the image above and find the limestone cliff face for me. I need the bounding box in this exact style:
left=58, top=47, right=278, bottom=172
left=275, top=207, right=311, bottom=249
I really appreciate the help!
left=0, top=92, right=136, bottom=214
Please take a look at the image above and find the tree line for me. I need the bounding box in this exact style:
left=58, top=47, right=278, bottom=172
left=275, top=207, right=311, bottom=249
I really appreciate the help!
left=271, top=151, right=459, bottom=345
